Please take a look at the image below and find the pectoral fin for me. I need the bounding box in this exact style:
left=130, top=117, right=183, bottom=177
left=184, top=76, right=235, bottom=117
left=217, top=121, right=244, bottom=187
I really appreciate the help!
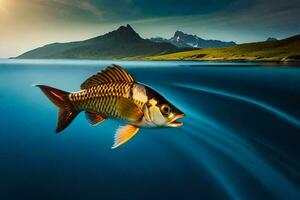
left=116, top=98, right=143, bottom=121
left=85, top=111, right=106, bottom=126
left=112, top=124, right=140, bottom=149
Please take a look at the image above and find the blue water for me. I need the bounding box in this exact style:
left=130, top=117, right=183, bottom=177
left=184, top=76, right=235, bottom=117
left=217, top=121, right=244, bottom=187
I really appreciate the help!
left=0, top=59, right=299, bottom=200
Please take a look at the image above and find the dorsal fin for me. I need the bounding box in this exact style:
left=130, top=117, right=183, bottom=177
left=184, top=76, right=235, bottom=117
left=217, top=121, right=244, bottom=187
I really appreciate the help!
left=81, top=64, right=135, bottom=89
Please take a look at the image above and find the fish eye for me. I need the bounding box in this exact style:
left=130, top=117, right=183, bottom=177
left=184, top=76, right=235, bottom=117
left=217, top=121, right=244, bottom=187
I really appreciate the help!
left=161, top=104, right=171, bottom=115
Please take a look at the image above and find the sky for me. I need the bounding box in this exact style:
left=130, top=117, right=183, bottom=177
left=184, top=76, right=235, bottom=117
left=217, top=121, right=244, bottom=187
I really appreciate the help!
left=0, top=0, right=300, bottom=58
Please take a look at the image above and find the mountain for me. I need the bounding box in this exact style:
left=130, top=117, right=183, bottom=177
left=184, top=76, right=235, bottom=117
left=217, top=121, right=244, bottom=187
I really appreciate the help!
left=149, top=37, right=170, bottom=44
left=266, top=37, right=278, bottom=42
left=150, top=31, right=237, bottom=48
left=148, top=34, right=300, bottom=62
left=16, top=24, right=179, bottom=59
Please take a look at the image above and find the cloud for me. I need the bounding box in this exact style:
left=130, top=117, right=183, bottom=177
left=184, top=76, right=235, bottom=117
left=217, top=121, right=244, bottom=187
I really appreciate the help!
left=1, top=0, right=300, bottom=58
left=124, top=0, right=300, bottom=44
left=51, top=0, right=102, bottom=18
left=79, top=1, right=102, bottom=17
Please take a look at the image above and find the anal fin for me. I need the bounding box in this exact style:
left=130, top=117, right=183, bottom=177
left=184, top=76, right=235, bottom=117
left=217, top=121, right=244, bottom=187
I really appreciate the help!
left=85, top=111, right=106, bottom=126
left=112, top=124, right=140, bottom=149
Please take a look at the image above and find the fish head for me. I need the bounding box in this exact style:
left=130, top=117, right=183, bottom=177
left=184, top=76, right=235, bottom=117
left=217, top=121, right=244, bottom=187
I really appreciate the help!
left=144, top=86, right=185, bottom=128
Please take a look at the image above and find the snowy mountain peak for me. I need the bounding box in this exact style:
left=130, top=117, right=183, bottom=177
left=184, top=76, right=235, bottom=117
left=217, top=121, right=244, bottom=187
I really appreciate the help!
left=151, top=31, right=237, bottom=48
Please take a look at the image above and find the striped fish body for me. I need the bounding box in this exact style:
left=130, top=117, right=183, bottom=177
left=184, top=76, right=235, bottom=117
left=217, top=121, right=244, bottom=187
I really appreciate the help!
left=69, top=82, right=147, bottom=122
left=36, top=65, right=184, bottom=149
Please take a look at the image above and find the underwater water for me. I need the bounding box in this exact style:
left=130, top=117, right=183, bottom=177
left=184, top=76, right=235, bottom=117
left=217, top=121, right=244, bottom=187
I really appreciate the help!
left=0, top=59, right=299, bottom=200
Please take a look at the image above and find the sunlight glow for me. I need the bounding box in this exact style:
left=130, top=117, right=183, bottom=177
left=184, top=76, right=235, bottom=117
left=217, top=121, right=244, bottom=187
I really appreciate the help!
left=0, top=0, right=7, bottom=13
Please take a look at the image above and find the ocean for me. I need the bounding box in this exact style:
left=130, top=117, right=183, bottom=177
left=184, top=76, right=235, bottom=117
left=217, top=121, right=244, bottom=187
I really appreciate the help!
left=0, top=59, right=299, bottom=200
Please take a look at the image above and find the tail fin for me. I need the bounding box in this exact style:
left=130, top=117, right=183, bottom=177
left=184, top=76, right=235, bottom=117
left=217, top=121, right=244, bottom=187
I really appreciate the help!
left=36, top=85, right=79, bottom=133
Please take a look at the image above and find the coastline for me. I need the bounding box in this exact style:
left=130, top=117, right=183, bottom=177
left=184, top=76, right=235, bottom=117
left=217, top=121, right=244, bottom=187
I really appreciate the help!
left=3, top=58, right=300, bottom=67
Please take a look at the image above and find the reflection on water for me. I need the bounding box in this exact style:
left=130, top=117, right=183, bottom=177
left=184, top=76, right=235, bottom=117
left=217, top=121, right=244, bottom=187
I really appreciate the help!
left=0, top=59, right=299, bottom=200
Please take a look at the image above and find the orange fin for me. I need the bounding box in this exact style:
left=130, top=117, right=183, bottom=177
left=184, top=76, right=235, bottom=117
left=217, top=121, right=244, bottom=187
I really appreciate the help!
left=112, top=124, right=140, bottom=149
left=36, top=85, right=80, bottom=133
left=85, top=111, right=106, bottom=126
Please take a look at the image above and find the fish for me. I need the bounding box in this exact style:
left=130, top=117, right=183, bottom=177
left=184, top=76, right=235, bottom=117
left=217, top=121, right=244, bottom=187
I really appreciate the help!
left=36, top=65, right=185, bottom=149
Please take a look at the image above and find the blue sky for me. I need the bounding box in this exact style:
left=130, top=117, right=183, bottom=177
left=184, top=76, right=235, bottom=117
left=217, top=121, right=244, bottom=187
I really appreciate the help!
left=0, top=0, right=299, bottom=58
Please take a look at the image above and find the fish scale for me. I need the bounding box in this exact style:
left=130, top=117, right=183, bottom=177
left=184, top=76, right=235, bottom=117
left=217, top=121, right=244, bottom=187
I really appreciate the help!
left=69, top=82, right=135, bottom=119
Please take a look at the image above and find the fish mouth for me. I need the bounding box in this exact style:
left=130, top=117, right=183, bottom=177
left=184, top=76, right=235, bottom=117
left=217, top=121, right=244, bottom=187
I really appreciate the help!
left=168, top=114, right=185, bottom=127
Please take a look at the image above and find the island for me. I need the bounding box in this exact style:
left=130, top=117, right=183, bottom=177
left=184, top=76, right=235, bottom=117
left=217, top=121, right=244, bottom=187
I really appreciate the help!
left=16, top=24, right=300, bottom=62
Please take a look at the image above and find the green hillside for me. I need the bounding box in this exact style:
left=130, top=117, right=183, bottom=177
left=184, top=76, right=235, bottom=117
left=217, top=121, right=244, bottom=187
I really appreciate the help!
left=148, top=35, right=300, bottom=61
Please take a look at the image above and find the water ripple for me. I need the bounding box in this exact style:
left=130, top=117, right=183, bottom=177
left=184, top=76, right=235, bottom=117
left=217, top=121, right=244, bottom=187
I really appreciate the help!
left=173, top=83, right=300, bottom=129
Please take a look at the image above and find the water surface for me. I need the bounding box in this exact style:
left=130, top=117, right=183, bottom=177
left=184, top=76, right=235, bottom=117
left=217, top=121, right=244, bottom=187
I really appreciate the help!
left=0, top=59, right=299, bottom=200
